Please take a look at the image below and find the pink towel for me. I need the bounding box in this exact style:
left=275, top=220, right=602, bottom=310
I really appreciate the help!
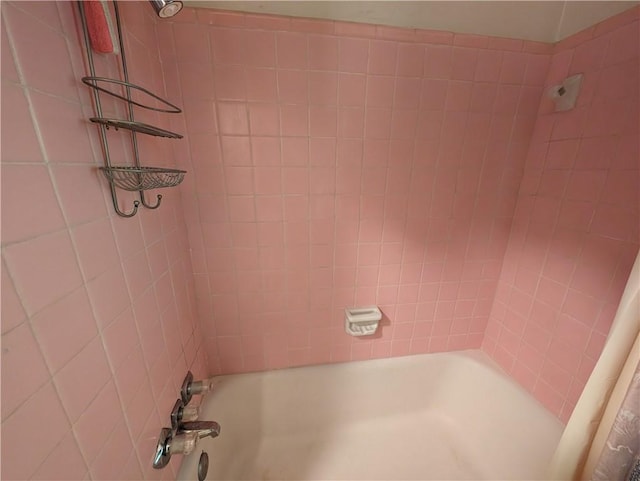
left=84, top=1, right=115, bottom=54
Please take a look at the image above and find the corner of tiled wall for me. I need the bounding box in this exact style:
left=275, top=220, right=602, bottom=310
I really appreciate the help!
left=1, top=1, right=207, bottom=479
left=482, top=5, right=639, bottom=422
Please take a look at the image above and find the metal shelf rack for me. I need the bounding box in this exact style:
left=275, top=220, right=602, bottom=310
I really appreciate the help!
left=77, top=1, right=186, bottom=217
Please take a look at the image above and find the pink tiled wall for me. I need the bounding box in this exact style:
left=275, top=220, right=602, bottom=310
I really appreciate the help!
left=161, top=8, right=553, bottom=373
left=483, top=7, right=640, bottom=422
left=2, top=5, right=638, bottom=479
left=1, top=2, right=206, bottom=480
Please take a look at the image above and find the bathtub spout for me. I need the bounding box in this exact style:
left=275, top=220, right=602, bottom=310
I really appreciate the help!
left=179, top=421, right=221, bottom=439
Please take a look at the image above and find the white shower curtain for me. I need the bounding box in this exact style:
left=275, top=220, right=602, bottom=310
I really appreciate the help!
left=547, top=250, right=640, bottom=481
left=590, top=352, right=640, bottom=481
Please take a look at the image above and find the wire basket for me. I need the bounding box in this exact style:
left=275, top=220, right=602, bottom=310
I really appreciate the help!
left=99, top=166, right=186, bottom=191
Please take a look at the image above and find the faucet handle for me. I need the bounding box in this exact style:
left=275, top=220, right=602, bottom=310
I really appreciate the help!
left=153, top=428, right=200, bottom=469
left=190, top=377, right=214, bottom=395
left=170, top=431, right=200, bottom=455
left=181, top=371, right=215, bottom=405
left=170, top=398, right=200, bottom=431
left=182, top=404, right=199, bottom=421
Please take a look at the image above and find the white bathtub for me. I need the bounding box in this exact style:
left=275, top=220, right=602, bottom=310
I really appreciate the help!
left=177, top=350, right=563, bottom=480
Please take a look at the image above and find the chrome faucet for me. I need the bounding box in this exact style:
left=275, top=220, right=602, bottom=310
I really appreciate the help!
left=179, top=421, right=221, bottom=439
left=153, top=374, right=221, bottom=471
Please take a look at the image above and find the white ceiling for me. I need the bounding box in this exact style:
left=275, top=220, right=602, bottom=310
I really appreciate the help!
left=183, top=1, right=638, bottom=43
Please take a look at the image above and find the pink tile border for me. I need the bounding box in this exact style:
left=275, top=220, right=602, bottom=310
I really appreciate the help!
left=555, top=5, right=639, bottom=52
left=593, top=4, right=639, bottom=37
left=176, top=7, right=555, bottom=52
left=176, top=4, right=640, bottom=60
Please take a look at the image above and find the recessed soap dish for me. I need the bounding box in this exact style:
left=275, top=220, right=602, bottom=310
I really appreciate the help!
left=345, top=306, right=382, bottom=336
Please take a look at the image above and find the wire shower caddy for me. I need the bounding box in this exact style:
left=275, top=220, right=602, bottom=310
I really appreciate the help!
left=77, top=1, right=186, bottom=218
